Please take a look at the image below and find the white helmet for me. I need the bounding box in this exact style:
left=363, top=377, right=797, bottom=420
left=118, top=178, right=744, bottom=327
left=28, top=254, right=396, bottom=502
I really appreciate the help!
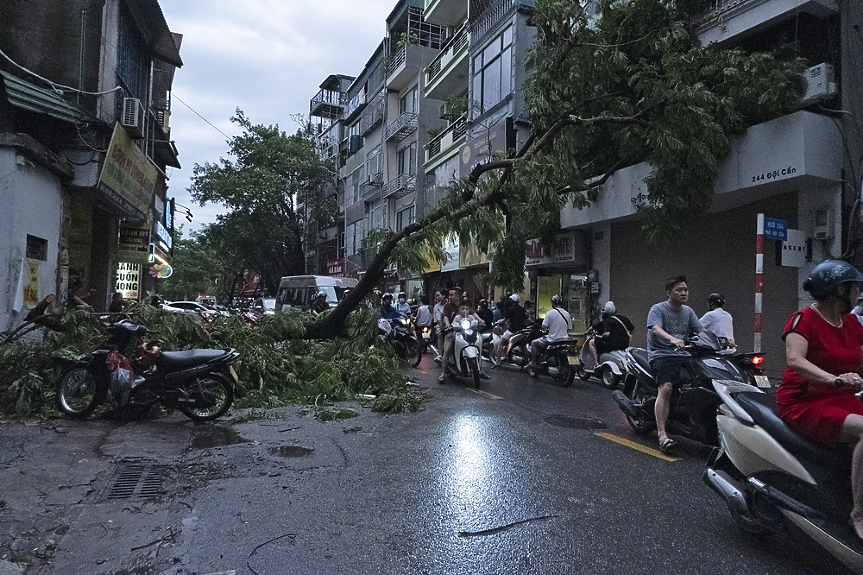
left=604, top=301, right=616, bottom=315
left=510, top=293, right=520, bottom=302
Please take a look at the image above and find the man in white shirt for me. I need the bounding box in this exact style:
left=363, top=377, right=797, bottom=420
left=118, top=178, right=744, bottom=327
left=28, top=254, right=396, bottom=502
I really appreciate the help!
left=700, top=292, right=735, bottom=348
left=529, top=295, right=572, bottom=369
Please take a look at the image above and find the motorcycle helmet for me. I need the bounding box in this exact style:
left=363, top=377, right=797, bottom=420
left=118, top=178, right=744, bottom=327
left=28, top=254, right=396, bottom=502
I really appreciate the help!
left=317, top=291, right=327, bottom=299
left=603, top=301, right=616, bottom=315
left=803, top=260, right=863, bottom=298
left=551, top=294, right=562, bottom=305
left=510, top=293, right=520, bottom=303
left=707, top=292, right=725, bottom=307
left=382, top=292, right=393, bottom=303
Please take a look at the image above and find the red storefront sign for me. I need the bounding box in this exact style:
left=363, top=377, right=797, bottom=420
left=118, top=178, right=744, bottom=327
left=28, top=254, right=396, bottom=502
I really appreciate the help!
left=327, top=259, right=344, bottom=276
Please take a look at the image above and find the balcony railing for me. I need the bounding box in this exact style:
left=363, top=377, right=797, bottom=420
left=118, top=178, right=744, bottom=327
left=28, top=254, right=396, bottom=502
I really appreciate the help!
left=388, top=45, right=408, bottom=77
left=471, top=0, right=533, bottom=39
left=310, top=88, right=345, bottom=118
left=385, top=112, right=419, bottom=142
left=361, top=173, right=384, bottom=200
left=426, top=24, right=468, bottom=83
left=425, top=115, right=467, bottom=161
left=383, top=174, right=417, bottom=199
left=359, top=90, right=385, bottom=136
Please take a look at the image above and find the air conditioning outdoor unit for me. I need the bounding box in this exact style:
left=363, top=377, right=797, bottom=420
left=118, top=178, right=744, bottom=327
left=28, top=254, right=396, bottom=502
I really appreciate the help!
left=800, top=63, right=837, bottom=106
left=121, top=97, right=144, bottom=138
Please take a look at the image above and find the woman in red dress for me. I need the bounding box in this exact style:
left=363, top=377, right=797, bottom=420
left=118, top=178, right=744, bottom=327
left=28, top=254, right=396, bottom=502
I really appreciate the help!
left=778, top=260, right=863, bottom=540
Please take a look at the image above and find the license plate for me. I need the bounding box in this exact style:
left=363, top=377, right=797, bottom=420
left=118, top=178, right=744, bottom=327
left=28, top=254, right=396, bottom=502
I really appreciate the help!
left=229, top=365, right=239, bottom=383
left=754, top=375, right=770, bottom=388
left=567, top=356, right=580, bottom=365
left=422, top=332, right=430, bottom=339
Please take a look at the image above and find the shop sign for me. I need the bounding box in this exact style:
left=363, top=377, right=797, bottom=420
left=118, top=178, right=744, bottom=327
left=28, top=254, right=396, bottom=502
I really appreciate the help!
left=116, top=262, right=140, bottom=300
left=327, top=259, right=344, bottom=276
left=460, top=240, right=491, bottom=268
left=99, top=124, right=157, bottom=220
left=24, top=260, right=39, bottom=307
left=155, top=220, right=173, bottom=251
left=441, top=234, right=460, bottom=272
left=118, top=225, right=150, bottom=263
left=525, top=233, right=578, bottom=266
left=781, top=229, right=806, bottom=268
left=459, top=120, right=511, bottom=179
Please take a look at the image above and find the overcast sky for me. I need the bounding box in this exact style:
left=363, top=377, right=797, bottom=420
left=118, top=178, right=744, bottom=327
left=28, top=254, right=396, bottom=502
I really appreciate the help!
left=159, top=0, right=397, bottom=234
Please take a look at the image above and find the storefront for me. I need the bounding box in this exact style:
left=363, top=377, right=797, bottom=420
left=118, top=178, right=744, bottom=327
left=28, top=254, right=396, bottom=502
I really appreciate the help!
left=525, top=231, right=590, bottom=332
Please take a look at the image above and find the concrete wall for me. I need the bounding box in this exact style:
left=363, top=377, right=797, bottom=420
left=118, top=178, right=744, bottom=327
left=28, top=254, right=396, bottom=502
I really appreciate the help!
left=0, top=147, right=63, bottom=332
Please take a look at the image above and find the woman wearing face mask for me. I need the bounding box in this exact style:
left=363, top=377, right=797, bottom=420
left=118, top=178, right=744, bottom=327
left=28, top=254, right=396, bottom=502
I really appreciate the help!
left=778, top=260, right=863, bottom=541
left=396, top=292, right=411, bottom=317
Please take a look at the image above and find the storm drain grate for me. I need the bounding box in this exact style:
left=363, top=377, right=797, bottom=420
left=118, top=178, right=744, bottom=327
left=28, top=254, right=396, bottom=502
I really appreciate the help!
left=103, top=460, right=171, bottom=501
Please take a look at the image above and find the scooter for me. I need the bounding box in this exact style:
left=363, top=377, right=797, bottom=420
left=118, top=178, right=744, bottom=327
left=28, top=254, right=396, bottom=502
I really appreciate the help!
left=527, top=335, right=580, bottom=386
left=491, top=319, right=538, bottom=370
left=703, top=379, right=863, bottom=573
left=575, top=330, right=628, bottom=390
left=611, top=331, right=756, bottom=446
left=55, top=320, right=239, bottom=421
left=418, top=324, right=433, bottom=354
left=444, top=317, right=485, bottom=389
left=377, top=318, right=421, bottom=367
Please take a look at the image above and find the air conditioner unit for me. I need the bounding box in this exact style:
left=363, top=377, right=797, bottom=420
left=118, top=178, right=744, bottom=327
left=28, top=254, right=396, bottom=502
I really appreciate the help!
left=121, top=97, right=144, bottom=138
left=800, top=63, right=837, bottom=105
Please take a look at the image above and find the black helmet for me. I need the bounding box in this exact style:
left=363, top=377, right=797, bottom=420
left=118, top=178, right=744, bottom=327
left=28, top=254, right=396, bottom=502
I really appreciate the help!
left=803, top=260, right=863, bottom=298
left=707, top=293, right=725, bottom=307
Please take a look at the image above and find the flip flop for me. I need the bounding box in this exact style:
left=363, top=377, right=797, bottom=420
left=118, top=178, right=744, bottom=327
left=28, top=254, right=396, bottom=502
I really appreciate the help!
left=659, top=437, right=677, bottom=453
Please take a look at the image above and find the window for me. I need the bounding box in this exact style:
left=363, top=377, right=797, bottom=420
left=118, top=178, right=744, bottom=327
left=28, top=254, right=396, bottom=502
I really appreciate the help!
left=366, top=146, right=381, bottom=180
left=396, top=206, right=415, bottom=231
left=471, top=26, right=513, bottom=115
left=350, top=170, right=361, bottom=204
left=398, top=141, right=417, bottom=176
left=368, top=199, right=388, bottom=231
left=399, top=85, right=418, bottom=114
left=26, top=235, right=47, bottom=261
left=345, top=221, right=363, bottom=256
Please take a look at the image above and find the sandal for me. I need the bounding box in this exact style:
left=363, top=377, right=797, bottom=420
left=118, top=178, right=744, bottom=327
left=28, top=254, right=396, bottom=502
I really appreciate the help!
left=659, top=437, right=677, bottom=453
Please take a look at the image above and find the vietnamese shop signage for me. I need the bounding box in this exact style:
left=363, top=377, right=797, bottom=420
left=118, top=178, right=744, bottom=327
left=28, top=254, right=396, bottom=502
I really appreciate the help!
left=525, top=233, right=579, bottom=266
left=441, top=234, right=460, bottom=272
left=99, top=124, right=158, bottom=220
left=116, top=262, right=140, bottom=300
left=327, top=259, right=343, bottom=276
left=118, top=225, right=150, bottom=263
left=459, top=120, right=512, bottom=179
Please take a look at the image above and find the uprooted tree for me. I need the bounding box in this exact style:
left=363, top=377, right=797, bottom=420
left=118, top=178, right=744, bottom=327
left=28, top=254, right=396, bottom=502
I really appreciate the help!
left=187, top=0, right=804, bottom=340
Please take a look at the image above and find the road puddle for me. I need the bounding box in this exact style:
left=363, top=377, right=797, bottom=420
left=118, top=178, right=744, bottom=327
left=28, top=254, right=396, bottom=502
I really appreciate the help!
left=190, top=425, right=249, bottom=449
left=269, top=445, right=314, bottom=457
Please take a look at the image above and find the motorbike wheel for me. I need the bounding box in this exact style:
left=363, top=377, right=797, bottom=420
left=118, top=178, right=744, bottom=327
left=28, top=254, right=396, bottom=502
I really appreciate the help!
left=177, top=375, right=234, bottom=421
left=405, top=339, right=422, bottom=367
left=555, top=353, right=573, bottom=386
left=56, top=365, right=104, bottom=418
left=600, top=366, right=621, bottom=390
left=625, top=383, right=652, bottom=435
left=576, top=365, right=591, bottom=381
left=511, top=344, right=529, bottom=368
left=468, top=357, right=481, bottom=389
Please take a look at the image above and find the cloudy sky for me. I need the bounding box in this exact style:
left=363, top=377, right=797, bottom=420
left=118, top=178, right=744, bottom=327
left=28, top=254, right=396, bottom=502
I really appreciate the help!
left=159, top=0, right=397, bottom=233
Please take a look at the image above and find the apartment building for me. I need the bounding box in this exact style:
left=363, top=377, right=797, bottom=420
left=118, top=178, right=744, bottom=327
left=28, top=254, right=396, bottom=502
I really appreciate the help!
left=0, top=0, right=182, bottom=330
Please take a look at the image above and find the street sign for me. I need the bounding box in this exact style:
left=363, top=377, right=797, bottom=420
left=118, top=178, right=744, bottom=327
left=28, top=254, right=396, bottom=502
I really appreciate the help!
left=763, top=217, right=788, bottom=241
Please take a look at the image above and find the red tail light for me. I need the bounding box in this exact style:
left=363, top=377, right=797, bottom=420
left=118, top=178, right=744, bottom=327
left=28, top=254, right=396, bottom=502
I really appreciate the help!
left=751, top=355, right=765, bottom=366
left=422, top=326, right=430, bottom=333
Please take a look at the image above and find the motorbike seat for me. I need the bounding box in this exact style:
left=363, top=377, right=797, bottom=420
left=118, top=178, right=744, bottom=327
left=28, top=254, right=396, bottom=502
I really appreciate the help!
left=629, top=348, right=652, bottom=375
left=735, top=391, right=846, bottom=464
left=159, top=349, right=230, bottom=369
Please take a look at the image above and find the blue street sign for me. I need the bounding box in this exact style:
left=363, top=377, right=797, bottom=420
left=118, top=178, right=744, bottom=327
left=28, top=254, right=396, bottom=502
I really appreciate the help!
left=763, top=217, right=788, bottom=241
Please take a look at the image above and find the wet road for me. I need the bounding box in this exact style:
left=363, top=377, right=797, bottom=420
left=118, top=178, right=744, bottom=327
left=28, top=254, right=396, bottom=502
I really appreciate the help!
left=2, top=353, right=853, bottom=574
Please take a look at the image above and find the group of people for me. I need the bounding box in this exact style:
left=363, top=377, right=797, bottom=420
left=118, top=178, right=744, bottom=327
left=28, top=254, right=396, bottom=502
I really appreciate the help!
left=646, top=264, right=863, bottom=542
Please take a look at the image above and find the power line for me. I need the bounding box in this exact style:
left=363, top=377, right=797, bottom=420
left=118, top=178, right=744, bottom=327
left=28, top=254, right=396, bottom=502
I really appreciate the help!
left=173, top=93, right=232, bottom=140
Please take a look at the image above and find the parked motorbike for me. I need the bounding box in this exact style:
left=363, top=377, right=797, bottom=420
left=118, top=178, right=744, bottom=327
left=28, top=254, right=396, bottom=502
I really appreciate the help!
left=527, top=336, right=580, bottom=386
left=55, top=320, right=239, bottom=421
left=444, top=317, right=485, bottom=389
left=378, top=318, right=421, bottom=367
left=703, top=379, right=863, bottom=573
left=611, top=331, right=756, bottom=445
left=575, top=330, right=628, bottom=390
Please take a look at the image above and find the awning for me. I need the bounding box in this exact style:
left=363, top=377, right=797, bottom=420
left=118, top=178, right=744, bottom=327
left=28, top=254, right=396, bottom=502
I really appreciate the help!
left=0, top=71, right=87, bottom=124
left=123, top=0, right=183, bottom=68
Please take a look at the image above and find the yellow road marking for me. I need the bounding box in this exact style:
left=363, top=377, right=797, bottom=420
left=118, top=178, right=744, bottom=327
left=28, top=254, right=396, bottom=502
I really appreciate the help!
left=595, top=432, right=681, bottom=462
left=466, top=388, right=503, bottom=400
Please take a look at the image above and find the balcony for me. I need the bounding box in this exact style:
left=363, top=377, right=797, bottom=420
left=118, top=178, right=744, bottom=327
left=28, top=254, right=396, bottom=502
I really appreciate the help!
left=344, top=88, right=368, bottom=122
left=387, top=43, right=437, bottom=92
left=424, top=115, right=468, bottom=170
left=695, top=0, right=838, bottom=46
left=359, top=90, right=385, bottom=136
left=471, top=0, right=534, bottom=40
left=310, top=88, right=345, bottom=119
left=383, top=174, right=417, bottom=199
left=424, top=0, right=467, bottom=27
left=361, top=173, right=384, bottom=201
left=385, top=112, right=418, bottom=142
left=424, top=25, right=469, bottom=101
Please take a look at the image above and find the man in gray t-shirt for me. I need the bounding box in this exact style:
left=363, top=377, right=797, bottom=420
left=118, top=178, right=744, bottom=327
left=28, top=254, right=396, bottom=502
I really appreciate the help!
left=646, top=275, right=703, bottom=453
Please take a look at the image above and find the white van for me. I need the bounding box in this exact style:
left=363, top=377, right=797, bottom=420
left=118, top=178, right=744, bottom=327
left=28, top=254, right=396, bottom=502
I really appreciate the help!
left=275, top=275, right=358, bottom=312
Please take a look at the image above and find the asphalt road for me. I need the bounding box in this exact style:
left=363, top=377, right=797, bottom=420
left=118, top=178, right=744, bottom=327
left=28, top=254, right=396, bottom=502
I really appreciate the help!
left=0, top=353, right=853, bottom=574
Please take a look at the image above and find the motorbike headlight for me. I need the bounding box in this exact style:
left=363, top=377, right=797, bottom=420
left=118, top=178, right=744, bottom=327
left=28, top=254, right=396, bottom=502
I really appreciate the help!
left=460, top=319, right=471, bottom=330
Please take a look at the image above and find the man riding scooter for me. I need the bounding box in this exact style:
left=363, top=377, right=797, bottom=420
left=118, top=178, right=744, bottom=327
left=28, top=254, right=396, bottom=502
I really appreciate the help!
left=528, top=295, right=572, bottom=376
left=586, top=301, right=635, bottom=368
